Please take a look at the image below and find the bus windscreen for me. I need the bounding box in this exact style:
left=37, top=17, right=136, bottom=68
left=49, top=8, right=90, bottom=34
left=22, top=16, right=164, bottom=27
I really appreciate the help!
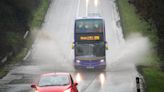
left=75, top=19, right=104, bottom=33
left=75, top=42, right=105, bottom=57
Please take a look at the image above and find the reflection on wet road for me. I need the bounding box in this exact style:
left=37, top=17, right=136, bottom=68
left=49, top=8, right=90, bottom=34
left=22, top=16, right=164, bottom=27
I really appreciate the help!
left=0, top=0, right=150, bottom=92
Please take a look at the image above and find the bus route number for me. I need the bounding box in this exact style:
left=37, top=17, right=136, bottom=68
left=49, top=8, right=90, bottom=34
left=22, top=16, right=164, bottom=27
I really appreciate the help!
left=80, top=36, right=100, bottom=41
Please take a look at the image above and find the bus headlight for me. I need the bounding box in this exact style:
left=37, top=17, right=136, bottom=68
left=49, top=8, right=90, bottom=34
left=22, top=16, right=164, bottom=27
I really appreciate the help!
left=76, top=60, right=80, bottom=63
left=100, top=59, right=104, bottom=63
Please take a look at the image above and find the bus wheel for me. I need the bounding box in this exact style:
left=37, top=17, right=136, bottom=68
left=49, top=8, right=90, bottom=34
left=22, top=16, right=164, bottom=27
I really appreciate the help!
left=100, top=66, right=106, bottom=71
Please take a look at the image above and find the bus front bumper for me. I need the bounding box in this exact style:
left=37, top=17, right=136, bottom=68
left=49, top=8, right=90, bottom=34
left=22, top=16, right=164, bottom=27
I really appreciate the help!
left=74, top=59, right=106, bottom=69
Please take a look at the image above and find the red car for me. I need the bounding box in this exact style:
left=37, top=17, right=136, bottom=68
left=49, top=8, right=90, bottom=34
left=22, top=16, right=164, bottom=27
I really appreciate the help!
left=31, top=73, right=78, bottom=92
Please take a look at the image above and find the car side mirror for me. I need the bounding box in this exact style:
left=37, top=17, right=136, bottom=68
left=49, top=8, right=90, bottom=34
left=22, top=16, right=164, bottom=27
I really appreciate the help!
left=74, top=82, right=78, bottom=86
left=31, top=84, right=37, bottom=89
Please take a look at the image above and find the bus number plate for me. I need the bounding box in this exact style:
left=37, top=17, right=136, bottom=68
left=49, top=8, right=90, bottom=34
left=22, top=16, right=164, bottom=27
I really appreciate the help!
left=86, top=66, right=94, bottom=69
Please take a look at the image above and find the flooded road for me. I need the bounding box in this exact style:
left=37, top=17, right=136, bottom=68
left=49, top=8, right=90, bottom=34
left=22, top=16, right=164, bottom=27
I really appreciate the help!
left=0, top=0, right=149, bottom=92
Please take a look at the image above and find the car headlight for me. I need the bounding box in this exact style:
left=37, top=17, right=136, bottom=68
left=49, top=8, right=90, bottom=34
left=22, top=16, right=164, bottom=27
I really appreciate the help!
left=100, top=59, right=104, bottom=63
left=76, top=60, right=80, bottom=63
left=64, top=88, right=71, bottom=92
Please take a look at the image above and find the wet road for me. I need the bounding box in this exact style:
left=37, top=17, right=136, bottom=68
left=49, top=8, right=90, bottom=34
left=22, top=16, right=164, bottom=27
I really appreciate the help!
left=0, top=0, right=140, bottom=92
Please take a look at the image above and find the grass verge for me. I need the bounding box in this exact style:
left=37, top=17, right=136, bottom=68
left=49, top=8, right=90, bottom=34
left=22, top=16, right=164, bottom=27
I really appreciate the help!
left=0, top=47, right=28, bottom=78
left=0, top=0, right=50, bottom=78
left=116, top=0, right=164, bottom=92
left=143, top=67, right=164, bottom=92
left=31, top=0, right=50, bottom=28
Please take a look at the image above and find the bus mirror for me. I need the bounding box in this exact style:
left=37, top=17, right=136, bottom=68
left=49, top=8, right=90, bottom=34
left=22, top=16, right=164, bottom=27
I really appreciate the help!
left=106, top=45, right=108, bottom=50
left=105, top=41, right=108, bottom=50
left=72, top=43, right=74, bottom=49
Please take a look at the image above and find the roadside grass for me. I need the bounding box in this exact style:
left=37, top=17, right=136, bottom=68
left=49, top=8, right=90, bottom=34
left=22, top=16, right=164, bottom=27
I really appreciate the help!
left=31, top=0, right=50, bottom=28
left=0, top=47, right=28, bottom=78
left=116, top=0, right=157, bottom=43
left=0, top=68, right=8, bottom=79
left=143, top=67, right=164, bottom=92
left=117, top=0, right=164, bottom=92
left=0, top=0, right=50, bottom=78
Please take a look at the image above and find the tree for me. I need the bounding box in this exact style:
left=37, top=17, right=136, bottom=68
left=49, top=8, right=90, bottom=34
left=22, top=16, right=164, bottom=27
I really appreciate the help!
left=131, top=0, right=164, bottom=71
left=0, top=0, right=40, bottom=57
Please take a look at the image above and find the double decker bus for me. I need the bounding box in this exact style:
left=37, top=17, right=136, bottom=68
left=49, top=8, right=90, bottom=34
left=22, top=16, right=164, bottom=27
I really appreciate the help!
left=73, top=17, right=107, bottom=69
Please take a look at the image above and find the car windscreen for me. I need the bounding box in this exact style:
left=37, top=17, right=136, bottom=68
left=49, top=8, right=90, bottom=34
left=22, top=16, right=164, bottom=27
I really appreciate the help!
left=75, top=42, right=105, bottom=57
left=38, top=75, right=70, bottom=87
left=75, top=19, right=104, bottom=33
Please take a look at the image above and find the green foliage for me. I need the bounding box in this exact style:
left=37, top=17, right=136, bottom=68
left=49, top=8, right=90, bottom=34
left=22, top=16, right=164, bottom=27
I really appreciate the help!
left=0, top=0, right=50, bottom=77
left=31, top=0, right=50, bottom=28
left=0, top=0, right=43, bottom=56
left=0, top=68, right=8, bottom=79
left=5, top=32, right=23, bottom=47
left=117, top=0, right=164, bottom=91
left=131, top=0, right=164, bottom=71
left=117, top=0, right=158, bottom=44
left=143, top=68, right=164, bottom=92
left=0, top=0, right=32, bottom=55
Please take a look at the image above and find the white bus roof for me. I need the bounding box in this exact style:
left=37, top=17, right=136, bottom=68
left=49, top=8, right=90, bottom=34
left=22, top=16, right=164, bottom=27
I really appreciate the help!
left=75, top=16, right=104, bottom=20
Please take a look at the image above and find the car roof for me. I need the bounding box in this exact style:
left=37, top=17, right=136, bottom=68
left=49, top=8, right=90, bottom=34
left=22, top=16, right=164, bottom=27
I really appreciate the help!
left=41, top=72, right=70, bottom=77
